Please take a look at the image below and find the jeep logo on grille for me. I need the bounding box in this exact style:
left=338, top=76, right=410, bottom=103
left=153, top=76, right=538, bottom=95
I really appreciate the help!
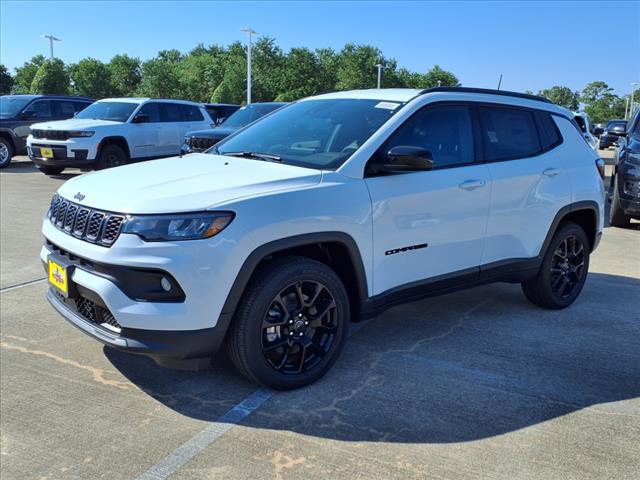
left=73, top=192, right=86, bottom=202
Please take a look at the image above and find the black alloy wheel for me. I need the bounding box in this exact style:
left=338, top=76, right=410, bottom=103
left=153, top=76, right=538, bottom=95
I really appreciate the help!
left=261, top=280, right=338, bottom=374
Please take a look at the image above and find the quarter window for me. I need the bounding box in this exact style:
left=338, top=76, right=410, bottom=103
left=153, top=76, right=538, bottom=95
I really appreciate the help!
left=383, top=105, right=474, bottom=168
left=535, top=111, right=562, bottom=150
left=479, top=107, right=541, bottom=160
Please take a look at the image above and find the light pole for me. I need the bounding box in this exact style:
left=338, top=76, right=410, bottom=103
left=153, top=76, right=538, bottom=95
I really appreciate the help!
left=240, top=28, right=257, bottom=104
left=631, top=82, right=638, bottom=117
left=375, top=63, right=386, bottom=89
left=41, top=34, right=61, bottom=60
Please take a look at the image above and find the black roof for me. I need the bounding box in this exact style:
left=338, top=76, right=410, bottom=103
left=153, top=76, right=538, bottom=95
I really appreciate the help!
left=420, top=87, right=552, bottom=104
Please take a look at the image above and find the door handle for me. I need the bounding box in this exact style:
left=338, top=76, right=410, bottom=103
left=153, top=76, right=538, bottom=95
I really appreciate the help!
left=543, top=168, right=562, bottom=177
left=458, top=179, right=486, bottom=191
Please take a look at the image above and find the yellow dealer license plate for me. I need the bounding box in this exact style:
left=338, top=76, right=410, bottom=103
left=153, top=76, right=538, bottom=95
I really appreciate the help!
left=41, top=147, right=54, bottom=158
left=48, top=258, right=68, bottom=296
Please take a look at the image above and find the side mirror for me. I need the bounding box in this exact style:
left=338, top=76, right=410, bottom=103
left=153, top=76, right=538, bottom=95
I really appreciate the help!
left=132, top=113, right=150, bottom=124
left=20, top=111, right=36, bottom=120
left=383, top=145, right=434, bottom=172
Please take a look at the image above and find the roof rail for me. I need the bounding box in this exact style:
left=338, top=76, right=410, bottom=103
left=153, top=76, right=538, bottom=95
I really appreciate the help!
left=419, top=86, right=552, bottom=104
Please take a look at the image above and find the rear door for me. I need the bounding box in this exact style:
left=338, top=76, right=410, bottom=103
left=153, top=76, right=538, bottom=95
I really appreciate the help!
left=478, top=105, right=571, bottom=264
left=158, top=103, right=184, bottom=155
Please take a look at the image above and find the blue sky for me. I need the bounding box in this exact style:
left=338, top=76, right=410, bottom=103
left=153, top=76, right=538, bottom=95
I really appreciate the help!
left=1, top=1, right=639, bottom=95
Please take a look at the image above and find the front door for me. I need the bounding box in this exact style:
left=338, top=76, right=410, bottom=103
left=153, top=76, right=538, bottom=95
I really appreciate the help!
left=364, top=103, right=491, bottom=296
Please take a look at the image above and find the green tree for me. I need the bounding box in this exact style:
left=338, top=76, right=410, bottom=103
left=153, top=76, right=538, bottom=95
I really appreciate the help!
left=12, top=55, right=46, bottom=93
left=0, top=64, right=13, bottom=94
left=252, top=37, right=285, bottom=101
left=137, top=50, right=183, bottom=98
left=179, top=45, right=226, bottom=102
left=30, top=59, right=69, bottom=94
left=422, top=65, right=460, bottom=88
left=315, top=48, right=338, bottom=93
left=275, top=47, right=322, bottom=101
left=108, top=54, right=141, bottom=96
left=579, top=81, right=625, bottom=123
left=538, top=86, right=579, bottom=110
left=69, top=58, right=113, bottom=98
left=211, top=42, right=246, bottom=104
left=335, top=44, right=383, bottom=90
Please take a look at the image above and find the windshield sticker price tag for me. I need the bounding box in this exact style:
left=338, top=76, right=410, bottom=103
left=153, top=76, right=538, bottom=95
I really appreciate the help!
left=375, top=102, right=401, bottom=110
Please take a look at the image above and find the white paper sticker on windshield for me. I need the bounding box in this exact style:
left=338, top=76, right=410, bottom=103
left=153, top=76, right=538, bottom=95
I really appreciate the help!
left=375, top=101, right=401, bottom=110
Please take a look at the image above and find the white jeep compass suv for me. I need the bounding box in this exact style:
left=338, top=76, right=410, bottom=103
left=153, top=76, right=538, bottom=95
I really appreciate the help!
left=41, top=88, right=605, bottom=389
left=27, top=98, right=213, bottom=175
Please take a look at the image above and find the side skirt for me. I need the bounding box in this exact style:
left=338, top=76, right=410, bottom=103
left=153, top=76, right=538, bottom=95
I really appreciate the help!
left=359, top=257, right=541, bottom=320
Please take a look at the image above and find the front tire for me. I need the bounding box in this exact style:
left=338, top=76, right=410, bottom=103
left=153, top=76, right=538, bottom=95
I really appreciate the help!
left=226, top=256, right=350, bottom=390
left=609, top=175, right=631, bottom=228
left=36, top=165, right=65, bottom=175
left=0, top=138, right=13, bottom=168
left=522, top=222, right=590, bottom=309
left=96, top=143, right=128, bottom=170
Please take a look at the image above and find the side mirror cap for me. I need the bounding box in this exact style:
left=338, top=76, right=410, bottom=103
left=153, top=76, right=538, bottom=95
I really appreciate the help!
left=383, top=145, right=434, bottom=172
left=20, top=111, right=35, bottom=120
left=132, top=113, right=150, bottom=124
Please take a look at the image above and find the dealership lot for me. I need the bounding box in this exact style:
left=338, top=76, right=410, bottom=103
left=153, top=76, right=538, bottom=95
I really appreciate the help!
left=1, top=153, right=639, bottom=479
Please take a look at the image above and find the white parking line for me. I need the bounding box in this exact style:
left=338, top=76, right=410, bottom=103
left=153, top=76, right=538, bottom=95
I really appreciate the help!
left=0, top=278, right=47, bottom=293
left=135, top=388, right=273, bottom=480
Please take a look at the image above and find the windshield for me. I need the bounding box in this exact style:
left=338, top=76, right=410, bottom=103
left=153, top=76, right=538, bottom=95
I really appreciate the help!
left=74, top=101, right=138, bottom=122
left=222, top=104, right=282, bottom=128
left=214, top=99, right=402, bottom=169
left=607, top=121, right=626, bottom=129
left=0, top=96, right=34, bottom=118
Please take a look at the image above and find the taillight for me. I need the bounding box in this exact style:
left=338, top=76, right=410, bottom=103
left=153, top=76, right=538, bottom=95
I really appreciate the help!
left=595, top=158, right=605, bottom=179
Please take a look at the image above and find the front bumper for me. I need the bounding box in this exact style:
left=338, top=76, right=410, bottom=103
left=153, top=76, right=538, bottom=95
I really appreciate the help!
left=47, top=288, right=230, bottom=365
left=27, top=135, right=98, bottom=167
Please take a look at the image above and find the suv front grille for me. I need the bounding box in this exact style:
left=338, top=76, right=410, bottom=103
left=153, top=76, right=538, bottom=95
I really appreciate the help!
left=48, top=194, right=125, bottom=247
left=53, top=289, right=122, bottom=333
left=623, top=179, right=640, bottom=197
left=32, top=129, right=71, bottom=140
left=189, top=136, right=219, bottom=151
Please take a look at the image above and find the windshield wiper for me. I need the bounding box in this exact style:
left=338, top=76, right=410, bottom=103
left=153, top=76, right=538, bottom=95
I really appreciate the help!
left=221, top=151, right=282, bottom=162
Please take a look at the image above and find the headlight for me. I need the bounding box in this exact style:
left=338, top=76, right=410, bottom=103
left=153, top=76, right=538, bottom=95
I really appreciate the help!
left=68, top=131, right=95, bottom=137
left=121, top=212, right=234, bottom=242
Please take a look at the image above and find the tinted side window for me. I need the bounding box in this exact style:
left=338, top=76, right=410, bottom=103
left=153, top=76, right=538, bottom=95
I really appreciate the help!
left=24, top=100, right=53, bottom=119
left=479, top=107, right=541, bottom=160
left=384, top=105, right=474, bottom=168
left=182, top=105, right=204, bottom=122
left=73, top=101, right=92, bottom=113
left=160, top=103, right=183, bottom=122
left=535, top=111, right=562, bottom=150
left=138, top=102, right=161, bottom=122
left=55, top=100, right=77, bottom=117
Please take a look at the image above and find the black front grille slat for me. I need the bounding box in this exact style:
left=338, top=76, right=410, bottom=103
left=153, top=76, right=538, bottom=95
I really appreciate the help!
left=47, top=194, right=125, bottom=247
left=33, top=129, right=71, bottom=140
left=74, top=296, right=121, bottom=332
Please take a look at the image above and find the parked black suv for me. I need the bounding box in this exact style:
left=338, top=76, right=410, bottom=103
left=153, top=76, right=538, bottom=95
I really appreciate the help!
left=0, top=95, right=94, bottom=168
left=599, top=119, right=627, bottom=150
left=204, top=103, right=240, bottom=126
left=182, top=102, right=287, bottom=154
left=609, top=109, right=640, bottom=227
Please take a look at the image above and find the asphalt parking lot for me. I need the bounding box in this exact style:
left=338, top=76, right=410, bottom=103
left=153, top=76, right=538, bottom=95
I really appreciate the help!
left=1, top=153, right=639, bottom=480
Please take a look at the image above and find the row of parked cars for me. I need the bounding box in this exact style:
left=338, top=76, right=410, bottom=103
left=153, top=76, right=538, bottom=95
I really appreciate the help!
left=0, top=94, right=285, bottom=172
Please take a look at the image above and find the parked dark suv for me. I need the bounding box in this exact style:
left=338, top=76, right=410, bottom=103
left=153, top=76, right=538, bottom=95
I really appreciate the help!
left=0, top=95, right=94, bottom=168
left=598, top=119, right=627, bottom=150
left=182, top=102, right=286, bottom=154
left=204, top=103, right=240, bottom=126
left=609, top=109, right=640, bottom=227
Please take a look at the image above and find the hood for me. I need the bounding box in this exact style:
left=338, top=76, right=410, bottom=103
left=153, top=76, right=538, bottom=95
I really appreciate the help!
left=57, top=153, right=322, bottom=213
left=31, top=118, right=123, bottom=130
left=186, top=126, right=238, bottom=140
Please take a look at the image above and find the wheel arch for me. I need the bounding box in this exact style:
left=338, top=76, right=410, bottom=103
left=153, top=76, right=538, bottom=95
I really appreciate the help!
left=0, top=130, right=16, bottom=150
left=220, top=232, right=369, bottom=325
left=540, top=201, right=600, bottom=255
left=98, top=136, right=131, bottom=159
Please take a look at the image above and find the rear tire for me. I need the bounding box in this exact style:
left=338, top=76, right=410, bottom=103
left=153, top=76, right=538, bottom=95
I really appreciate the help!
left=36, top=165, right=65, bottom=175
left=226, top=256, right=350, bottom=390
left=96, top=143, right=128, bottom=170
left=609, top=175, right=631, bottom=228
left=522, top=222, right=590, bottom=309
left=0, top=138, right=13, bottom=168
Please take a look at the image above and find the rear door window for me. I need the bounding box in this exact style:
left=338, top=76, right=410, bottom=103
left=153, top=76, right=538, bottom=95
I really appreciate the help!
left=478, top=106, right=541, bottom=160
left=181, top=105, right=204, bottom=122
left=160, top=103, right=183, bottom=122
left=54, top=100, right=77, bottom=118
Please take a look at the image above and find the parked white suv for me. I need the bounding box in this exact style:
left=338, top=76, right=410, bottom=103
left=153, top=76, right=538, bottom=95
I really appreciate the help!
left=27, top=98, right=213, bottom=175
left=41, top=88, right=605, bottom=389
